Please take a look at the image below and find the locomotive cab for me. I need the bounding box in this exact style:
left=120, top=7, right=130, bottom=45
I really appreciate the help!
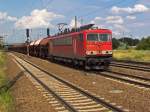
left=84, top=29, right=113, bottom=70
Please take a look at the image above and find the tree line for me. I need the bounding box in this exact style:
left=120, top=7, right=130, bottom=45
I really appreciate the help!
left=0, top=36, right=4, bottom=49
left=112, top=36, right=150, bottom=50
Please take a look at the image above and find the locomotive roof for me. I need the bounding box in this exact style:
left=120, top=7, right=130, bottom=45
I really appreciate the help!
left=39, top=37, right=51, bottom=45
left=34, top=38, right=43, bottom=46
left=52, top=29, right=112, bottom=39
left=30, top=41, right=35, bottom=46
left=10, top=43, right=27, bottom=47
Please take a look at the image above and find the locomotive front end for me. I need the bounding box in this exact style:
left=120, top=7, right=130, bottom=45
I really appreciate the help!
left=85, top=29, right=112, bottom=70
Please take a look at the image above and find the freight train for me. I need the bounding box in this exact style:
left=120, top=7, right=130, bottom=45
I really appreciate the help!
left=9, top=24, right=113, bottom=70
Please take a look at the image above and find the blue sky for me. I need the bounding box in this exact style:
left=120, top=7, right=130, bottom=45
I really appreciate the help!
left=0, top=0, right=150, bottom=43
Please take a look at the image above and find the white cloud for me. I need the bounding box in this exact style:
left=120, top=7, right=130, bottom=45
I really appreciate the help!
left=138, top=0, right=150, bottom=6
left=15, top=9, right=64, bottom=29
left=0, top=12, right=7, bottom=20
left=106, top=16, right=124, bottom=24
left=7, top=16, right=18, bottom=21
left=113, top=31, right=121, bottom=36
left=69, top=18, right=81, bottom=28
left=112, top=24, right=129, bottom=37
left=126, top=15, right=136, bottom=20
left=91, top=16, right=124, bottom=25
left=91, top=16, right=129, bottom=36
left=111, top=4, right=149, bottom=14
left=132, top=22, right=145, bottom=27
left=91, top=17, right=103, bottom=24
left=0, top=12, right=17, bottom=22
left=114, top=24, right=128, bottom=31
left=90, top=17, right=104, bottom=26
left=94, top=17, right=103, bottom=21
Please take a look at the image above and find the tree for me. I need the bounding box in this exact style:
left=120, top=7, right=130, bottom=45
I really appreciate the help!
left=136, top=36, right=150, bottom=50
left=119, top=37, right=139, bottom=46
left=0, top=36, right=4, bottom=49
left=118, top=42, right=129, bottom=50
left=112, top=38, right=120, bottom=49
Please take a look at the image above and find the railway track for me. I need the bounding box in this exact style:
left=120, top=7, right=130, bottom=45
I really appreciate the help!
left=11, top=54, right=127, bottom=112
left=112, top=59, right=150, bottom=66
left=110, top=62, right=150, bottom=72
left=99, top=70, right=150, bottom=89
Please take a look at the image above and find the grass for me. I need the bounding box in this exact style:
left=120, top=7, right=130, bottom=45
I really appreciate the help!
left=113, top=50, right=150, bottom=62
left=0, top=51, right=14, bottom=112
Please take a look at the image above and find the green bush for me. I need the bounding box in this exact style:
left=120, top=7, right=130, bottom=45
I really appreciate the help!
left=117, top=42, right=129, bottom=50
left=136, top=36, right=150, bottom=50
left=113, top=50, right=150, bottom=62
left=0, top=52, right=14, bottom=112
left=112, top=38, right=120, bottom=49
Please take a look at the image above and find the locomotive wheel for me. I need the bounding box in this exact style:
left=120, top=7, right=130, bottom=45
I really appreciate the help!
left=85, top=65, right=91, bottom=70
left=73, top=60, right=78, bottom=68
left=103, top=65, right=109, bottom=71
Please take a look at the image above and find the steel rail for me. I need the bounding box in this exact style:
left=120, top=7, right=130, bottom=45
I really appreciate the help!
left=107, top=70, right=150, bottom=82
left=110, top=63, right=150, bottom=72
left=112, top=59, right=150, bottom=66
left=15, top=58, right=78, bottom=112
left=99, top=71, right=150, bottom=89
left=15, top=55, right=125, bottom=112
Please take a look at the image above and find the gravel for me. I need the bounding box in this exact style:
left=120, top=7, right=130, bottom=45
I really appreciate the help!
left=14, top=52, right=150, bottom=112
left=6, top=54, right=56, bottom=112
left=110, top=66, right=150, bottom=79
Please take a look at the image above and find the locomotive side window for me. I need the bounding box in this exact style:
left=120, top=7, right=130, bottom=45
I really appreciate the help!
left=78, top=34, right=83, bottom=41
left=53, top=37, right=72, bottom=46
left=87, top=34, right=98, bottom=41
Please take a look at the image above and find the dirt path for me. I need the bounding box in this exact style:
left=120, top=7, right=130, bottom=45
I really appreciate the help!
left=6, top=53, right=56, bottom=112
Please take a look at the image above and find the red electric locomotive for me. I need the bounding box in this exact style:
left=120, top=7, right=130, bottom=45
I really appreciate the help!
left=48, top=24, right=112, bottom=70
left=8, top=24, right=112, bottom=70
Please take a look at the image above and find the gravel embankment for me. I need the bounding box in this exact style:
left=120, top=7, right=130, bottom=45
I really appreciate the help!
left=14, top=52, right=150, bottom=112
left=7, top=54, right=56, bottom=112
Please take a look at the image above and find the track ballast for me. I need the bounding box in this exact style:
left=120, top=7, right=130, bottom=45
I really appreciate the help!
left=110, top=62, right=150, bottom=72
left=11, top=53, right=127, bottom=112
left=98, top=70, right=150, bottom=89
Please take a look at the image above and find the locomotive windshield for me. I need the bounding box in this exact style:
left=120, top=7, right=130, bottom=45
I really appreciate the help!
left=87, top=33, right=111, bottom=42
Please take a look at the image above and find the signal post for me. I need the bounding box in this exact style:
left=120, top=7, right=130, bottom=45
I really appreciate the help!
left=26, top=29, right=30, bottom=56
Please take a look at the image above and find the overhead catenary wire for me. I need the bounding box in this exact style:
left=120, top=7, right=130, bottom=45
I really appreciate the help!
left=78, top=0, right=128, bottom=18
left=76, top=0, right=140, bottom=26
left=40, top=0, right=54, bottom=10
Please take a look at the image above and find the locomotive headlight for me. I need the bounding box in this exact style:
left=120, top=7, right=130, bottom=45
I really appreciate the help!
left=101, top=50, right=112, bottom=54
left=86, top=51, right=91, bottom=55
left=102, top=51, right=106, bottom=54
left=108, top=50, right=112, bottom=54
left=86, top=51, right=98, bottom=55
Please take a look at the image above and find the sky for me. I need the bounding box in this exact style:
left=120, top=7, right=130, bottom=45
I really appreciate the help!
left=0, top=0, right=150, bottom=43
